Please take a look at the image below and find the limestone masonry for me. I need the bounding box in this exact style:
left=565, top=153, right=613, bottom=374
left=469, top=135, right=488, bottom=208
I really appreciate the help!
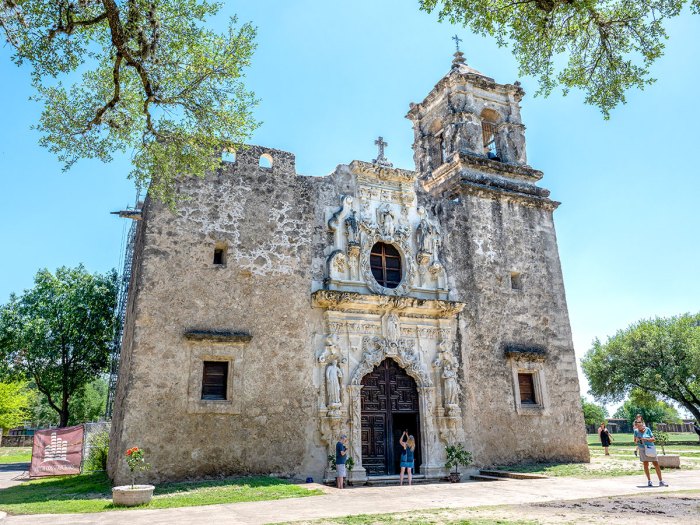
left=108, top=51, right=589, bottom=485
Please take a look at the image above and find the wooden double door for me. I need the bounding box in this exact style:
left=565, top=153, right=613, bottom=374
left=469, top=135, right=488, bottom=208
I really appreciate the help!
left=360, top=359, right=421, bottom=475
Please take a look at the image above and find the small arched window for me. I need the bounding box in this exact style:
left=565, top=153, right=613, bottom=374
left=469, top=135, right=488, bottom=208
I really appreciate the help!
left=480, top=108, right=500, bottom=161
left=259, top=153, right=273, bottom=168
left=370, top=242, right=402, bottom=289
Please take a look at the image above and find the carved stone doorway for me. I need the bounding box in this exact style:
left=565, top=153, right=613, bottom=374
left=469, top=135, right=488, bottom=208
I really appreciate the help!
left=360, top=359, right=421, bottom=475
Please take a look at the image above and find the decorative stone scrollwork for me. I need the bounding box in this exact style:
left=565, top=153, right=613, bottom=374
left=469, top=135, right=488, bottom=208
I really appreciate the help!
left=319, top=409, right=344, bottom=447
left=317, top=333, right=345, bottom=364
left=347, top=385, right=363, bottom=469
left=328, top=195, right=354, bottom=236
left=333, top=252, right=346, bottom=273
left=433, top=338, right=458, bottom=368
left=351, top=335, right=432, bottom=387
left=350, top=337, right=386, bottom=385
left=438, top=415, right=465, bottom=444
left=360, top=231, right=417, bottom=296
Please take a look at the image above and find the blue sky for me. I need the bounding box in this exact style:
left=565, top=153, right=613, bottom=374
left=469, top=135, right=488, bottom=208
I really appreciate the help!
left=1, top=1, right=698, bottom=413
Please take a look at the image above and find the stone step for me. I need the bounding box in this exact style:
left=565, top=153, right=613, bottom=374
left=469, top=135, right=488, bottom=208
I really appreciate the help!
left=479, top=469, right=548, bottom=480
left=469, top=474, right=506, bottom=482
left=364, top=474, right=430, bottom=486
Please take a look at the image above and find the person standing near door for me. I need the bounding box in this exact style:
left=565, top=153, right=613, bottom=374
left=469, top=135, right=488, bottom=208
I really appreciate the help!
left=399, top=431, right=415, bottom=486
left=335, top=434, right=348, bottom=489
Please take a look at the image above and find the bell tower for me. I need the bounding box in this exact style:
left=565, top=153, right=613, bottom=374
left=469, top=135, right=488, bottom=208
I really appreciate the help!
left=406, top=49, right=537, bottom=196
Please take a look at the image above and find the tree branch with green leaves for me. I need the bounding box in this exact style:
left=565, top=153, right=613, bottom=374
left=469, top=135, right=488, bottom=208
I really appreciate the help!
left=419, top=0, right=700, bottom=118
left=0, top=0, right=259, bottom=206
left=582, top=313, right=700, bottom=422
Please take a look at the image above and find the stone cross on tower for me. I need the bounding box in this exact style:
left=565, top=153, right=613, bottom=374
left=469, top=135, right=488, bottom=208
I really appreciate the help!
left=372, top=136, right=393, bottom=167
left=451, top=34, right=466, bottom=68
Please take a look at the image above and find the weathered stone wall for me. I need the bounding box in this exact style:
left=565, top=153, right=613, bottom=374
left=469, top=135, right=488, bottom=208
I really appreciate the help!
left=107, top=208, right=147, bottom=479
left=109, top=146, right=350, bottom=484
left=434, top=187, right=589, bottom=465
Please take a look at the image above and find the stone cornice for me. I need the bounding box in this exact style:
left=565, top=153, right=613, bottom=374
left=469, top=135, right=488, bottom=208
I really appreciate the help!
left=183, top=330, right=252, bottom=343
left=349, top=160, right=417, bottom=185
left=458, top=184, right=560, bottom=211
left=311, top=290, right=465, bottom=318
left=421, top=153, right=558, bottom=210
left=457, top=151, right=543, bottom=181
left=422, top=151, right=543, bottom=192
left=504, top=344, right=548, bottom=362
left=407, top=70, right=524, bottom=121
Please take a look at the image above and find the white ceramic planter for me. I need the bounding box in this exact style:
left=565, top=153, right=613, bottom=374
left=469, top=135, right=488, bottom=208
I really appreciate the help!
left=112, top=484, right=155, bottom=506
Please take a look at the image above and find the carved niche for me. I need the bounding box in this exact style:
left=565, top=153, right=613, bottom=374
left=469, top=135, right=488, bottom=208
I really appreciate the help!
left=322, top=161, right=448, bottom=299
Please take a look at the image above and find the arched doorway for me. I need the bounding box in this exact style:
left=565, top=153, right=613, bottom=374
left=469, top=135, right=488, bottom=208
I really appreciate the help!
left=361, top=359, right=421, bottom=475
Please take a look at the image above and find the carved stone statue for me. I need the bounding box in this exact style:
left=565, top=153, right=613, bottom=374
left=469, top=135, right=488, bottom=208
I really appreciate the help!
left=345, top=210, right=359, bottom=245
left=326, top=359, right=343, bottom=408
left=416, top=208, right=435, bottom=255
left=378, top=204, right=396, bottom=239
left=443, top=364, right=459, bottom=407
left=386, top=313, right=401, bottom=343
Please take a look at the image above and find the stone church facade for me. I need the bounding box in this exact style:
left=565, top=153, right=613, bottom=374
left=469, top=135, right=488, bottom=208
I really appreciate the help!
left=108, top=51, right=589, bottom=485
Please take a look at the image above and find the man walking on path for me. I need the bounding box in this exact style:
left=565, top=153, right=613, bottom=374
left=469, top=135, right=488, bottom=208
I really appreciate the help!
left=335, top=434, right=348, bottom=489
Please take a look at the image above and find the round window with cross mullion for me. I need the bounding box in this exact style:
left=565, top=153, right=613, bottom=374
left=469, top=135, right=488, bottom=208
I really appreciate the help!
left=370, top=242, right=402, bottom=289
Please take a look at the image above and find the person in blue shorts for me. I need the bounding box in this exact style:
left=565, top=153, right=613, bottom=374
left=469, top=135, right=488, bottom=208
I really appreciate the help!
left=634, top=421, right=667, bottom=487
left=335, top=434, right=348, bottom=489
left=399, top=430, right=415, bottom=486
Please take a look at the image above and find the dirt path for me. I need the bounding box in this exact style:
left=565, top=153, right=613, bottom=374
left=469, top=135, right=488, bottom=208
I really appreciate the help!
left=297, top=492, right=700, bottom=524
left=3, top=470, right=700, bottom=525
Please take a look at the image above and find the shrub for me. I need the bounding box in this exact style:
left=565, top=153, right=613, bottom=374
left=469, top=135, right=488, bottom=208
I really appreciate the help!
left=655, top=431, right=669, bottom=455
left=445, top=443, right=472, bottom=474
left=84, top=430, right=109, bottom=472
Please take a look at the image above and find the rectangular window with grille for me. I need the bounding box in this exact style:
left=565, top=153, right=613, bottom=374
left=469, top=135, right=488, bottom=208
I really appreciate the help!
left=201, top=361, right=228, bottom=400
left=518, top=373, right=537, bottom=404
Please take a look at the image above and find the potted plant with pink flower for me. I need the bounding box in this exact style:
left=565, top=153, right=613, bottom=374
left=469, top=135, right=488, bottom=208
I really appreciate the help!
left=112, top=447, right=155, bottom=506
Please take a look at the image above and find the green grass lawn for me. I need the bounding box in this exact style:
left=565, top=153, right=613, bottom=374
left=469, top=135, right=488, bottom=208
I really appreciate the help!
left=0, top=447, right=31, bottom=464
left=493, top=432, right=700, bottom=479
left=0, top=472, right=322, bottom=515
left=587, top=432, right=700, bottom=448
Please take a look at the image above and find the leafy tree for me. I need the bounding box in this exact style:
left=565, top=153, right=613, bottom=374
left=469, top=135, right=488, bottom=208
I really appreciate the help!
left=581, top=396, right=607, bottom=426
left=0, top=1, right=258, bottom=206
left=582, top=313, right=700, bottom=422
left=0, top=381, right=35, bottom=430
left=420, top=0, right=700, bottom=118
left=613, top=390, right=681, bottom=427
left=0, top=266, right=118, bottom=427
left=32, top=377, right=109, bottom=426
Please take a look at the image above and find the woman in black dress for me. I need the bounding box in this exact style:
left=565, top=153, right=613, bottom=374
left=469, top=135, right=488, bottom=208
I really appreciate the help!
left=598, top=421, right=613, bottom=455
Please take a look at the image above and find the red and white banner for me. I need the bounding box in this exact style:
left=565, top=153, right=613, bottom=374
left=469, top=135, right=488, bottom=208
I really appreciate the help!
left=29, top=425, right=84, bottom=477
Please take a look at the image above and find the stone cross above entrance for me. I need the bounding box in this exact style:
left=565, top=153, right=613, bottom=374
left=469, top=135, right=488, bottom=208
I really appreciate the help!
left=372, top=136, right=392, bottom=167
